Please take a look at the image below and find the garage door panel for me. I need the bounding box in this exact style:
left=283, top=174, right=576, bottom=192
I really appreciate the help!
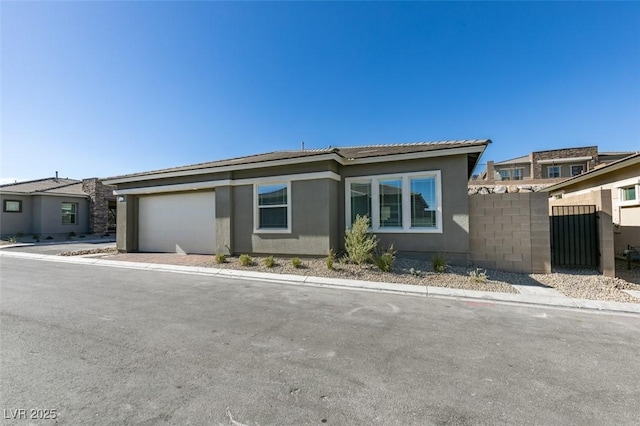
left=138, top=192, right=216, bottom=254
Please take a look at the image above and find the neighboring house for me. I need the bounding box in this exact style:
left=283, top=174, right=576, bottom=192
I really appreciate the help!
left=103, top=140, right=490, bottom=263
left=0, top=176, right=116, bottom=238
left=546, top=153, right=640, bottom=258
left=476, top=146, right=635, bottom=187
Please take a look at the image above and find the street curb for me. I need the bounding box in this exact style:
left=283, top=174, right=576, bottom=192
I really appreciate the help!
left=2, top=250, right=639, bottom=315
left=0, top=238, right=116, bottom=249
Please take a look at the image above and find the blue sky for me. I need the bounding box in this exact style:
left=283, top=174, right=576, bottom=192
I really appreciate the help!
left=2, top=1, right=639, bottom=183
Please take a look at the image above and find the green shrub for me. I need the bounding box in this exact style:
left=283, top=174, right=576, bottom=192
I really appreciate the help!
left=239, top=254, right=253, bottom=266
left=291, top=257, right=302, bottom=269
left=469, top=268, right=488, bottom=283
left=15, top=232, right=24, bottom=238
left=45, top=236, right=53, bottom=240
left=32, top=234, right=40, bottom=240
left=345, top=215, right=378, bottom=265
left=213, top=253, right=226, bottom=264
left=68, top=231, right=76, bottom=238
left=7, top=236, right=17, bottom=244
left=326, top=249, right=335, bottom=270
left=373, top=244, right=396, bottom=272
left=431, top=253, right=448, bottom=273
left=264, top=256, right=275, bottom=268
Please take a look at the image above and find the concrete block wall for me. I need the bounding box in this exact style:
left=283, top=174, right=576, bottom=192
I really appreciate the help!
left=469, top=192, right=551, bottom=273
left=549, top=189, right=615, bottom=277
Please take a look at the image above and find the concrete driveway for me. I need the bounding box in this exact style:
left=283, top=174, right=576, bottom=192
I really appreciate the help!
left=2, top=256, right=640, bottom=425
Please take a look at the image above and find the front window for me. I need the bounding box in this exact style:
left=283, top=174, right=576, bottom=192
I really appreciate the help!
left=61, top=202, right=77, bottom=225
left=345, top=171, right=442, bottom=233
left=3, top=200, right=22, bottom=213
left=499, top=170, right=510, bottom=181
left=379, top=179, right=402, bottom=228
left=410, top=177, right=437, bottom=228
left=256, top=184, right=289, bottom=230
left=349, top=182, right=372, bottom=225
left=571, top=165, right=584, bottom=176
left=547, top=166, right=561, bottom=178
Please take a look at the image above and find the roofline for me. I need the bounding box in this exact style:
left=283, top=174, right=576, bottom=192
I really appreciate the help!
left=0, top=190, right=88, bottom=198
left=104, top=142, right=489, bottom=185
left=545, top=153, right=640, bottom=194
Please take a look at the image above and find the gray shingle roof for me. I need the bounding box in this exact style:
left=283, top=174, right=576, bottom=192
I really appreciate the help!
left=0, top=178, right=84, bottom=195
left=105, top=139, right=490, bottom=181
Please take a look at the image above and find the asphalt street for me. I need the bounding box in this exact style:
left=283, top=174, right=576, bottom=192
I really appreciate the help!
left=1, top=257, right=639, bottom=425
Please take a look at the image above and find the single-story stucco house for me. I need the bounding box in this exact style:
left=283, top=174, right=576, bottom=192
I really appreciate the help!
left=103, top=140, right=490, bottom=263
left=0, top=176, right=115, bottom=238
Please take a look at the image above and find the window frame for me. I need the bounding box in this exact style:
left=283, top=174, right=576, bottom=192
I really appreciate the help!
left=253, top=182, right=292, bottom=234
left=619, top=184, right=639, bottom=206
left=547, top=166, right=561, bottom=178
left=61, top=202, right=78, bottom=225
left=3, top=200, right=22, bottom=213
left=345, top=171, right=442, bottom=234
left=570, top=164, right=585, bottom=177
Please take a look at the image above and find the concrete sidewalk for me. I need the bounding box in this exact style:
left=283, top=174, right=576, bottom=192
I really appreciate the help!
left=1, top=250, right=639, bottom=315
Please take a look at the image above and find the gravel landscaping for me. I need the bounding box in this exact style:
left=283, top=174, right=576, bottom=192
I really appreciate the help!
left=73, top=251, right=640, bottom=304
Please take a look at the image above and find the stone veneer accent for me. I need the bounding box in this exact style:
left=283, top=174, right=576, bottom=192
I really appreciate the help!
left=469, top=192, right=551, bottom=273
left=530, top=146, right=598, bottom=179
left=82, top=178, right=115, bottom=235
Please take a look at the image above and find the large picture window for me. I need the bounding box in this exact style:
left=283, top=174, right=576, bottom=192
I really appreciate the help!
left=346, top=171, right=442, bottom=233
left=62, top=202, right=77, bottom=225
left=255, top=183, right=290, bottom=232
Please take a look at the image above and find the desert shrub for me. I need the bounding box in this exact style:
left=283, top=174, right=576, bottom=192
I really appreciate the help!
left=431, top=253, right=448, bottom=273
left=291, top=257, right=302, bottom=269
left=68, top=231, right=76, bottom=238
left=15, top=231, right=24, bottom=238
left=326, top=249, right=335, bottom=270
left=345, top=215, right=378, bottom=265
left=373, top=244, right=396, bottom=272
left=469, top=268, right=488, bottom=283
left=264, top=256, right=276, bottom=268
left=7, top=236, right=17, bottom=243
left=239, top=254, right=253, bottom=266
left=45, top=236, right=53, bottom=240
left=32, top=234, right=40, bottom=240
left=213, top=253, right=226, bottom=264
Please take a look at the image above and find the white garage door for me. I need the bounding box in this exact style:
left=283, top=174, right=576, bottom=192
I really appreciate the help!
left=138, top=191, right=216, bottom=254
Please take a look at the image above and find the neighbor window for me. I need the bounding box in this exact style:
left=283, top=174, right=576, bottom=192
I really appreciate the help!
left=512, top=168, right=523, bottom=180
left=621, top=186, right=637, bottom=202
left=346, top=171, right=442, bottom=233
left=499, top=170, right=511, bottom=181
left=256, top=183, right=290, bottom=231
left=547, top=166, right=561, bottom=178
left=3, top=200, right=22, bottom=213
left=61, top=202, right=77, bottom=225
left=571, top=165, right=584, bottom=176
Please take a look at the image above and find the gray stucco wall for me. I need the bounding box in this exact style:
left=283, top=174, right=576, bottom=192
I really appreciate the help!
left=232, top=179, right=336, bottom=256
left=116, top=195, right=138, bottom=252
left=0, top=195, right=33, bottom=236
left=337, top=155, right=471, bottom=263
left=31, top=196, right=89, bottom=235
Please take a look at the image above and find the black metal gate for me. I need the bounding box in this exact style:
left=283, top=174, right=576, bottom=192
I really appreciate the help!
left=550, top=205, right=598, bottom=268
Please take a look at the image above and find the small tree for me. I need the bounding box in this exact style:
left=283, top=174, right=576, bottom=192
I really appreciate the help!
left=345, top=215, right=378, bottom=265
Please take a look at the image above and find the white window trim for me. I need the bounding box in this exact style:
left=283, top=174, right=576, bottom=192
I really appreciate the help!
left=345, top=171, right=443, bottom=234
left=619, top=183, right=639, bottom=207
left=253, top=182, right=292, bottom=234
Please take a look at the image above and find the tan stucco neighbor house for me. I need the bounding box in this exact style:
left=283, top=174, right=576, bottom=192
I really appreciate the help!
left=546, top=152, right=640, bottom=258
left=0, top=177, right=115, bottom=238
left=103, top=140, right=490, bottom=264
